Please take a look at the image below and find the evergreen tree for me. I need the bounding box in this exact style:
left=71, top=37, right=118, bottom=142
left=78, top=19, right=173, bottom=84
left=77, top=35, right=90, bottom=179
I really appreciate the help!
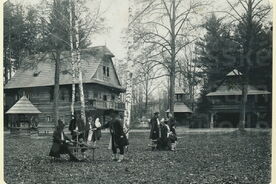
left=196, top=14, right=238, bottom=112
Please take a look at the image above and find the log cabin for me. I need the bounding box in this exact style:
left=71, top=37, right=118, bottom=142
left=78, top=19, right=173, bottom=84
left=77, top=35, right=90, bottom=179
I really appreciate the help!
left=4, top=46, right=126, bottom=131
left=206, top=69, right=271, bottom=128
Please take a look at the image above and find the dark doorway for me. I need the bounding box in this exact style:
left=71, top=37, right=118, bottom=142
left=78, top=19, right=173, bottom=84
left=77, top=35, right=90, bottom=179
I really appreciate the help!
left=215, top=112, right=239, bottom=128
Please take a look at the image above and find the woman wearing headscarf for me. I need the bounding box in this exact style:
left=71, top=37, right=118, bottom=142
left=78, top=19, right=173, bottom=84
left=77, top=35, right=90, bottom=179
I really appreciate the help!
left=49, top=119, right=79, bottom=162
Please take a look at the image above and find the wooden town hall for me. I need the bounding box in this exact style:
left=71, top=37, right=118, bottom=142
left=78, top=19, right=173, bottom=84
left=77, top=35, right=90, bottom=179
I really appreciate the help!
left=4, top=46, right=126, bottom=131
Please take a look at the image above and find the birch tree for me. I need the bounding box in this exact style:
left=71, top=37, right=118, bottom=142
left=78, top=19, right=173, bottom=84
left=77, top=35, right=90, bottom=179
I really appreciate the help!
left=67, top=0, right=105, bottom=121
left=123, top=0, right=135, bottom=138
left=69, top=0, right=76, bottom=116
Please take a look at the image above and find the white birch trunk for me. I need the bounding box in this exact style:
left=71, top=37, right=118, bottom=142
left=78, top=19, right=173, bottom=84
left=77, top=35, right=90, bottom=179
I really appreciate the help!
left=69, top=0, right=76, bottom=116
left=124, top=0, right=134, bottom=138
left=76, top=20, right=86, bottom=125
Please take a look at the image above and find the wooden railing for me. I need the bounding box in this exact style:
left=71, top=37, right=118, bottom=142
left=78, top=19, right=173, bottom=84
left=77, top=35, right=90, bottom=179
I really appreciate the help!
left=86, top=100, right=125, bottom=111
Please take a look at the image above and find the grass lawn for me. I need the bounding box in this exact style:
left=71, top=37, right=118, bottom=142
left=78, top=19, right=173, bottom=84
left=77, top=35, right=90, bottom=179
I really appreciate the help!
left=4, top=130, right=271, bottom=184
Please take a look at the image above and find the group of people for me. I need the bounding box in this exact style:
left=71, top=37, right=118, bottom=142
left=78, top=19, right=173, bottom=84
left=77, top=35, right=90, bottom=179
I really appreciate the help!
left=49, top=110, right=129, bottom=162
left=48, top=110, right=177, bottom=162
left=149, top=112, right=177, bottom=151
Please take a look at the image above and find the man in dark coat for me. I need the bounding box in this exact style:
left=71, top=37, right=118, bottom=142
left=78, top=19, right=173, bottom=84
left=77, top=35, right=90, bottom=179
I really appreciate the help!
left=49, top=120, right=79, bottom=162
left=149, top=112, right=160, bottom=148
left=102, top=110, right=128, bottom=162
left=69, top=114, right=85, bottom=141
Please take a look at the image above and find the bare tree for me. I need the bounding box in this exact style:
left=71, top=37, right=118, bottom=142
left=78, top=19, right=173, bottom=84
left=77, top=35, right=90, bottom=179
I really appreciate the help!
left=176, top=45, right=201, bottom=111
left=131, top=0, right=205, bottom=115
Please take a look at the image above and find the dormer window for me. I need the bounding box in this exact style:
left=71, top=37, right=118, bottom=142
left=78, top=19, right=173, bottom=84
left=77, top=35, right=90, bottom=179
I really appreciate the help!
left=107, top=67, right=109, bottom=77
left=103, top=65, right=110, bottom=77
left=103, top=66, right=106, bottom=75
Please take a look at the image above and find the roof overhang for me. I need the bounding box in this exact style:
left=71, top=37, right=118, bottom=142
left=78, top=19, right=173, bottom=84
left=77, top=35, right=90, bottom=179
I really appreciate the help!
left=206, top=90, right=271, bottom=96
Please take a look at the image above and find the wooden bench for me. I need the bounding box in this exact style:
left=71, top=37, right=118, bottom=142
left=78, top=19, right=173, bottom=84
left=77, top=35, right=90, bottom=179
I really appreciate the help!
left=69, top=131, right=97, bottom=161
left=68, top=141, right=96, bottom=161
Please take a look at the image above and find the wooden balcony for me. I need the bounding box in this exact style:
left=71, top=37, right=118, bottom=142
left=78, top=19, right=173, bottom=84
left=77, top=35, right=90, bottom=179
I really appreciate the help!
left=86, top=99, right=125, bottom=111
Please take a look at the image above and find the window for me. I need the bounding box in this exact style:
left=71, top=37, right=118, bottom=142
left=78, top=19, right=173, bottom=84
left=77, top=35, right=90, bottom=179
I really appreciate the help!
left=47, top=116, right=51, bottom=122
left=103, top=66, right=106, bottom=75
left=111, top=95, right=115, bottom=101
left=103, top=65, right=110, bottom=77
left=50, top=87, right=54, bottom=101
left=107, top=67, right=110, bottom=77
left=103, top=95, right=107, bottom=101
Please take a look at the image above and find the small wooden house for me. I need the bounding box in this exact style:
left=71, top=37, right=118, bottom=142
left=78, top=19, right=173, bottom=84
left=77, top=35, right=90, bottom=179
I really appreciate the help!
left=206, top=69, right=271, bottom=128
left=166, top=88, right=193, bottom=126
left=4, top=46, right=126, bottom=130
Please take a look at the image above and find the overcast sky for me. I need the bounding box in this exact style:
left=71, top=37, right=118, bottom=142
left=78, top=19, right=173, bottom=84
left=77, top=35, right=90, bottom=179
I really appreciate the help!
left=10, top=0, right=129, bottom=60
left=9, top=0, right=272, bottom=61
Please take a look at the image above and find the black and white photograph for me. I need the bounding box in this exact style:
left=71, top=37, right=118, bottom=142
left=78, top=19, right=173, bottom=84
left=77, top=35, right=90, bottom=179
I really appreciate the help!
left=3, top=0, right=273, bottom=183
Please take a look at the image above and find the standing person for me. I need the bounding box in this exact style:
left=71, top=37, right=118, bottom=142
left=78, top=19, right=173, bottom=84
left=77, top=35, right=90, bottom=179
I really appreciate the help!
left=158, top=118, right=170, bottom=150
left=69, top=114, right=86, bottom=157
left=149, top=112, right=160, bottom=149
left=86, top=115, right=101, bottom=147
left=167, top=113, right=177, bottom=151
left=102, top=110, right=129, bottom=162
left=49, top=119, right=79, bottom=162
left=69, top=115, right=77, bottom=140
left=69, top=114, right=85, bottom=141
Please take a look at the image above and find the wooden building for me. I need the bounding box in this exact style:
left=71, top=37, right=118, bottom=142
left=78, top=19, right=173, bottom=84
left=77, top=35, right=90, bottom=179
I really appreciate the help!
left=167, top=88, right=193, bottom=127
left=4, top=46, right=126, bottom=130
left=6, top=95, right=41, bottom=133
left=206, top=69, right=271, bottom=128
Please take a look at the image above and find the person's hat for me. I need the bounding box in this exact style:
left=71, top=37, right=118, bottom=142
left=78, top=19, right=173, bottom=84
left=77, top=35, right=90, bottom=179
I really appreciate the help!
left=154, top=112, right=159, bottom=115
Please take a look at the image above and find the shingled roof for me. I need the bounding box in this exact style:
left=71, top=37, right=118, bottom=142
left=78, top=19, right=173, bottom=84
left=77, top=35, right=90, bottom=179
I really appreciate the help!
left=6, top=96, right=41, bottom=114
left=4, top=46, right=124, bottom=91
left=166, top=102, right=193, bottom=113
left=207, top=69, right=271, bottom=96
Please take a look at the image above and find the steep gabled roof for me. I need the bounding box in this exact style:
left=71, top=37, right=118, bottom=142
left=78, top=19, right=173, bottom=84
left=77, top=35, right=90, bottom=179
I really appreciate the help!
left=6, top=96, right=41, bottom=114
left=4, top=46, right=124, bottom=91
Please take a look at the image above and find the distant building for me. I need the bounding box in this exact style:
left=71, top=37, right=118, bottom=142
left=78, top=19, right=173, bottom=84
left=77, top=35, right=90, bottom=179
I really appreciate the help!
left=167, top=88, right=193, bottom=127
left=206, top=69, right=271, bottom=128
left=4, top=46, right=126, bottom=130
